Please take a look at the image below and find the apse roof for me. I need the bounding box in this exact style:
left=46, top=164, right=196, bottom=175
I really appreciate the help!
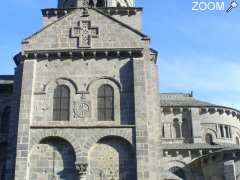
left=160, top=93, right=215, bottom=107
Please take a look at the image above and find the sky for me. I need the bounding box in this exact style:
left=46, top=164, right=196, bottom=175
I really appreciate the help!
left=0, top=0, right=239, bottom=109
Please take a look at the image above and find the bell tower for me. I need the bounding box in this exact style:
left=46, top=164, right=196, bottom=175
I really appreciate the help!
left=58, top=0, right=135, bottom=8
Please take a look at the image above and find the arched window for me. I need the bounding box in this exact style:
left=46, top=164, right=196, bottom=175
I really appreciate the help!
left=97, top=85, right=114, bottom=121
left=219, top=125, right=224, bottom=138
left=53, top=85, right=70, bottom=121
left=225, top=126, right=229, bottom=138
left=236, top=137, right=240, bottom=145
left=169, top=167, right=186, bottom=179
left=96, top=0, right=106, bottom=7
left=173, top=119, right=181, bottom=138
left=205, top=133, right=214, bottom=145
left=0, top=107, right=10, bottom=134
left=162, top=125, right=165, bottom=138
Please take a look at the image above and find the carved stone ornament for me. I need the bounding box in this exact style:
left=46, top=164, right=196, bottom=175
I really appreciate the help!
left=70, top=20, right=99, bottom=48
left=73, top=99, right=91, bottom=118
left=76, top=163, right=88, bottom=176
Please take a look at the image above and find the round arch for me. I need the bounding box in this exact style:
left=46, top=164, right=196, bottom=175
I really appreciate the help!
left=29, top=131, right=80, bottom=156
left=87, top=135, right=136, bottom=180
left=45, top=78, right=78, bottom=94
left=86, top=77, right=122, bottom=92
left=29, top=136, right=79, bottom=180
left=165, top=160, right=191, bottom=180
left=204, top=128, right=217, bottom=142
left=82, top=132, right=133, bottom=156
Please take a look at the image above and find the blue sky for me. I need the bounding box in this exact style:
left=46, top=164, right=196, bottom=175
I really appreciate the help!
left=0, top=0, right=239, bottom=109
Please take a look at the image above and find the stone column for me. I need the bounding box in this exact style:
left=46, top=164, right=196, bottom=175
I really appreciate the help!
left=133, top=56, right=160, bottom=180
left=14, top=60, right=36, bottom=180
left=224, top=160, right=236, bottom=180
left=179, top=120, right=183, bottom=138
left=76, top=163, right=88, bottom=180
left=191, top=108, right=202, bottom=143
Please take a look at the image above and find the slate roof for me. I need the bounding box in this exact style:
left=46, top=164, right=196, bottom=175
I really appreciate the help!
left=160, top=93, right=216, bottom=107
left=0, top=75, right=14, bottom=84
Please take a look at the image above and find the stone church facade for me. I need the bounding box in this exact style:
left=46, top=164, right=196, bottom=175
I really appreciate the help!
left=0, top=0, right=240, bottom=180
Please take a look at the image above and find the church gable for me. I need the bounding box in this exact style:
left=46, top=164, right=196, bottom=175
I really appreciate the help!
left=22, top=8, right=148, bottom=52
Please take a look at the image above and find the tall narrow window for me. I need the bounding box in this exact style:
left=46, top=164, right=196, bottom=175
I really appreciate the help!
left=98, top=85, right=114, bottom=121
left=181, top=119, right=189, bottom=138
left=225, top=126, right=229, bottom=138
left=205, top=133, right=214, bottom=145
left=220, top=125, right=224, bottom=138
left=162, top=125, right=165, bottom=138
left=53, top=85, right=70, bottom=121
left=173, top=119, right=181, bottom=138
left=229, top=127, right=232, bottom=138
left=0, top=107, right=10, bottom=134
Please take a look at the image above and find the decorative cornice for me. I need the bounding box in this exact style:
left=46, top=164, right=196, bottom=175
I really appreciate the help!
left=199, top=107, right=240, bottom=119
left=30, top=124, right=136, bottom=129
left=42, top=7, right=143, bottom=17
left=14, top=48, right=143, bottom=65
left=161, top=106, right=240, bottom=120
left=101, top=7, right=142, bottom=15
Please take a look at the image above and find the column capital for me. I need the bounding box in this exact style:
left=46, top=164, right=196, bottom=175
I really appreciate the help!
left=76, top=163, right=88, bottom=177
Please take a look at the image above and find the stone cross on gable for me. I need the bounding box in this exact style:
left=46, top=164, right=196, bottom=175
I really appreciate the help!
left=71, top=21, right=99, bottom=48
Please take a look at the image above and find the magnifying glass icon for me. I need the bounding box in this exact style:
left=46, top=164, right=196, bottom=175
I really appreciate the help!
left=227, top=0, right=238, bottom=12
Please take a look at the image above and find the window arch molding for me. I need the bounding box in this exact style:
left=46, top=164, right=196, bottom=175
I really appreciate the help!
left=44, top=78, right=78, bottom=95
left=173, top=118, right=181, bottom=138
left=86, top=77, right=122, bottom=92
left=45, top=78, right=77, bottom=121
left=204, top=129, right=217, bottom=143
left=89, top=78, right=121, bottom=123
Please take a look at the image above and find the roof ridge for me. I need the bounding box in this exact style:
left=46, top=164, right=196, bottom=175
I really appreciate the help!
left=23, top=8, right=150, bottom=44
left=93, top=8, right=150, bottom=39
